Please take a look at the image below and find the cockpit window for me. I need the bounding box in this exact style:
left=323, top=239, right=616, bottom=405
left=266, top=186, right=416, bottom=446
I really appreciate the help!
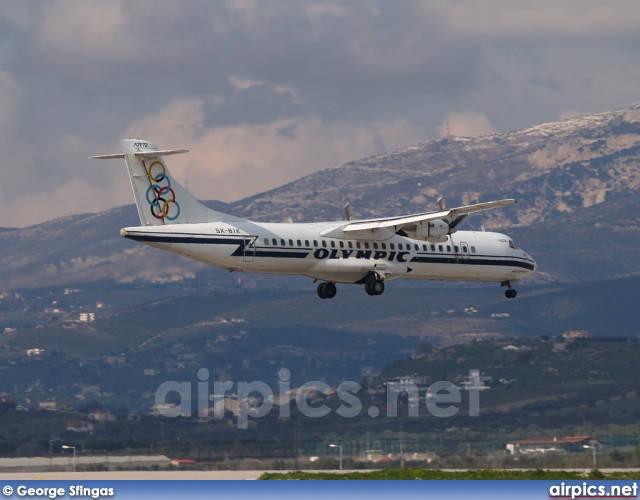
left=508, top=240, right=518, bottom=249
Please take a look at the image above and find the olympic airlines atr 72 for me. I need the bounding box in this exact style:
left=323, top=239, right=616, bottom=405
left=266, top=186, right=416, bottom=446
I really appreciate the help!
left=93, top=139, right=536, bottom=299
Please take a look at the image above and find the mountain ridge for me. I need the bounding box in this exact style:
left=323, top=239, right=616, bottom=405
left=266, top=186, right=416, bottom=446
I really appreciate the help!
left=1, top=103, right=640, bottom=289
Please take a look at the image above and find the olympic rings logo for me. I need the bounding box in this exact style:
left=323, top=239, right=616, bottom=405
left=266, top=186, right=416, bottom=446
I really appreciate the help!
left=145, top=161, right=181, bottom=221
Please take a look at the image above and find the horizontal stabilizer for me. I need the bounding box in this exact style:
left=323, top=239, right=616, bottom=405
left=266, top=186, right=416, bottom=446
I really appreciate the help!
left=133, top=149, right=189, bottom=159
left=91, top=149, right=188, bottom=160
left=90, top=153, right=125, bottom=160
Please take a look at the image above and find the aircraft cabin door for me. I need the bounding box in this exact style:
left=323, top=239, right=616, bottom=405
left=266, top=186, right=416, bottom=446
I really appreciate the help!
left=243, top=237, right=256, bottom=262
left=461, top=242, right=470, bottom=260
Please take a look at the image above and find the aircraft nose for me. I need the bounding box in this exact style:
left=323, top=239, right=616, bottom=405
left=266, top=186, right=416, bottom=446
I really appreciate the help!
left=524, top=252, right=537, bottom=273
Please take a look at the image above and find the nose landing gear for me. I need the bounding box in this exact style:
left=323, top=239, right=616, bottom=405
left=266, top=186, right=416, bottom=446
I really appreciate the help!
left=502, top=280, right=518, bottom=299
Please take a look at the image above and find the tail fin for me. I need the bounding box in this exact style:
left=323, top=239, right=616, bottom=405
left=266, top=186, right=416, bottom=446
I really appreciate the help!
left=92, top=139, right=242, bottom=225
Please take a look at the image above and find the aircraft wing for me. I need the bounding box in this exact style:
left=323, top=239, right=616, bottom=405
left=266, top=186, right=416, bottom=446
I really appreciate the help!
left=342, top=199, right=517, bottom=234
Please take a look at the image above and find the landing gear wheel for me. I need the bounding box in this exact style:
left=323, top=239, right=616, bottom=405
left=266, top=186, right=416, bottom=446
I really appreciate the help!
left=324, top=282, right=337, bottom=299
left=505, top=289, right=517, bottom=299
left=317, top=282, right=337, bottom=299
left=365, top=278, right=385, bottom=296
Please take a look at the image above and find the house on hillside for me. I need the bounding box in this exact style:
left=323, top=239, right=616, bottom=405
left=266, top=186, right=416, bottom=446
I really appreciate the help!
left=212, top=394, right=240, bottom=418
left=39, top=401, right=72, bottom=411
left=506, top=436, right=600, bottom=455
left=384, top=375, right=430, bottom=392
left=0, top=398, right=17, bottom=412
left=562, top=330, right=591, bottom=341
left=88, top=409, right=117, bottom=422
left=66, top=420, right=94, bottom=433
left=171, top=458, right=197, bottom=467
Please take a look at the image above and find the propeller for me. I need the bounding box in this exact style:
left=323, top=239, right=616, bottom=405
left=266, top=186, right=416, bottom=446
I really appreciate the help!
left=448, top=213, right=469, bottom=232
left=437, top=195, right=468, bottom=233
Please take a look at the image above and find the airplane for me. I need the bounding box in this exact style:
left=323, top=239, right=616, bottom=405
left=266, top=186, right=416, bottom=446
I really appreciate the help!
left=92, top=139, right=536, bottom=299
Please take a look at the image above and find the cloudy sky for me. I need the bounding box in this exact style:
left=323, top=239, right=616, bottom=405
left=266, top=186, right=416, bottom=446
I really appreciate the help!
left=2, top=1, right=640, bottom=227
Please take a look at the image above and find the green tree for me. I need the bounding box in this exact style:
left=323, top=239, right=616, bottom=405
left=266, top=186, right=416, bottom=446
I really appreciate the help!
left=415, top=341, right=433, bottom=357
left=609, top=449, right=624, bottom=463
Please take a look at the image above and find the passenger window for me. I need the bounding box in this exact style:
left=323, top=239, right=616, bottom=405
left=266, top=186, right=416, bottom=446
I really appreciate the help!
left=322, top=240, right=327, bottom=248
left=373, top=242, right=378, bottom=250
left=264, top=238, right=269, bottom=245
left=423, top=244, right=427, bottom=251
left=297, top=240, right=302, bottom=246
left=381, top=243, right=386, bottom=250
left=289, top=239, right=294, bottom=246
left=313, top=240, right=318, bottom=247
left=305, top=240, right=310, bottom=247
left=364, top=242, right=370, bottom=249
left=446, top=245, right=451, bottom=252
left=348, top=241, right=353, bottom=249
left=398, top=243, right=403, bottom=250
left=454, top=246, right=459, bottom=253
left=415, top=244, right=419, bottom=251
left=281, top=239, right=286, bottom=246
left=339, top=241, right=344, bottom=248
left=356, top=242, right=361, bottom=249
left=438, top=245, right=443, bottom=252
left=471, top=246, right=476, bottom=253
left=390, top=243, right=395, bottom=250
left=430, top=245, right=435, bottom=251
left=272, top=238, right=277, bottom=246
left=330, top=241, right=336, bottom=248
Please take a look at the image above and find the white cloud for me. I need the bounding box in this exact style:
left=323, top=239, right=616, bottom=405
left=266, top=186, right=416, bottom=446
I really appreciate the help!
left=229, top=76, right=267, bottom=92
left=0, top=71, right=21, bottom=128
left=3, top=0, right=640, bottom=228
left=0, top=132, right=133, bottom=227
left=430, top=0, right=640, bottom=40
left=0, top=71, right=33, bottom=213
left=305, top=3, right=348, bottom=21
left=37, top=0, right=129, bottom=59
left=122, top=97, right=426, bottom=203
left=0, top=175, right=131, bottom=228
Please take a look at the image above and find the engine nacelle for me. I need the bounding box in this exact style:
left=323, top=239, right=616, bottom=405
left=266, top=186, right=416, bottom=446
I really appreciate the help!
left=410, top=219, right=449, bottom=242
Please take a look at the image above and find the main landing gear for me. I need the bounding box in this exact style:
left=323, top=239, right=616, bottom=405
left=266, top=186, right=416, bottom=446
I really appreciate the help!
left=502, top=280, right=518, bottom=299
left=365, top=275, right=385, bottom=296
left=317, top=281, right=337, bottom=299
left=316, top=274, right=386, bottom=299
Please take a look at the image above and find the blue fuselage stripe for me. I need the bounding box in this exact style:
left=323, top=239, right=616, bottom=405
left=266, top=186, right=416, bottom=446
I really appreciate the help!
left=124, top=233, right=534, bottom=270
left=410, top=255, right=535, bottom=271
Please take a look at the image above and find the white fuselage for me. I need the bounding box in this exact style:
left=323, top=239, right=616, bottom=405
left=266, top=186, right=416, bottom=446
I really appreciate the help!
left=122, top=219, right=536, bottom=285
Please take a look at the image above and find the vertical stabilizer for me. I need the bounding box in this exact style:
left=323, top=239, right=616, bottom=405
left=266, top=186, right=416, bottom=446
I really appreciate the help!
left=92, top=139, right=242, bottom=226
